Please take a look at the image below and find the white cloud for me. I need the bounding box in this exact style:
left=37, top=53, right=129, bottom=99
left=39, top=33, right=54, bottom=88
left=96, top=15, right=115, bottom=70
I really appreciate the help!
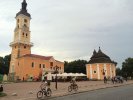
left=0, top=0, right=133, bottom=67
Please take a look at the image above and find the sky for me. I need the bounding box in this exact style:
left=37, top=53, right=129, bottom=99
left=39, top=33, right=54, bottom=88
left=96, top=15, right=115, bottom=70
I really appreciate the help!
left=0, top=0, right=133, bottom=67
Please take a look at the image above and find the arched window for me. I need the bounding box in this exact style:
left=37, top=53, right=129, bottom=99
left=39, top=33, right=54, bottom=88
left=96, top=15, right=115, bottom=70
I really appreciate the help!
left=23, top=33, right=24, bottom=36
left=32, top=62, right=34, bottom=68
left=26, top=33, right=28, bottom=37
left=17, top=19, right=19, bottom=23
left=24, top=19, right=27, bottom=23
left=39, top=64, right=41, bottom=68
left=43, top=64, right=45, bottom=68
left=18, top=25, right=19, bottom=28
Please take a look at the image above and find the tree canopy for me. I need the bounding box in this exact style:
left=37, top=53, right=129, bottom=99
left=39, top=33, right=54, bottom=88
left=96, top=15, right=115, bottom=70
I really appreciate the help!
left=0, top=54, right=11, bottom=75
left=116, top=67, right=122, bottom=76
left=122, top=57, right=133, bottom=78
left=64, top=59, right=88, bottom=74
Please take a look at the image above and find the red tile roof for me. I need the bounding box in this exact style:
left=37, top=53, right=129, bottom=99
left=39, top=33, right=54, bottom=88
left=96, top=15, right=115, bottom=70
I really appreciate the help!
left=21, top=54, right=53, bottom=60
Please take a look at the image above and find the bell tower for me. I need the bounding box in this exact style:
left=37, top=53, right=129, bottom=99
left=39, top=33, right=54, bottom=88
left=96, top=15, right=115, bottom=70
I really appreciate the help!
left=9, top=0, right=33, bottom=74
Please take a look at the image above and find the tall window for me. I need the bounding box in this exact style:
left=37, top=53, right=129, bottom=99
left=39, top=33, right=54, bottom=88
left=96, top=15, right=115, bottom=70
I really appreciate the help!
left=50, top=62, right=53, bottom=66
left=39, top=64, right=41, bottom=68
left=32, top=62, right=34, bottom=68
left=17, top=19, right=19, bottom=23
left=43, top=64, right=45, bottom=68
left=24, top=19, right=27, bottom=23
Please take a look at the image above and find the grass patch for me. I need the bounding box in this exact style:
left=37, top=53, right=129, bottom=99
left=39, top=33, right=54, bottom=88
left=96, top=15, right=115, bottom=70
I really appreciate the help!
left=0, top=92, right=7, bottom=97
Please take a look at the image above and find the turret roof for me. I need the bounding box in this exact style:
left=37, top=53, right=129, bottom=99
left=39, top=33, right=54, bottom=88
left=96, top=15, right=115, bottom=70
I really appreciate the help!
left=88, top=47, right=117, bottom=65
left=16, top=0, right=31, bottom=18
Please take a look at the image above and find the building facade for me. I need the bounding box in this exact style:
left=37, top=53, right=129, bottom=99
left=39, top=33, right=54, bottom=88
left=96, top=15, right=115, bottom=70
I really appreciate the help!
left=9, top=0, right=64, bottom=81
left=86, top=47, right=117, bottom=80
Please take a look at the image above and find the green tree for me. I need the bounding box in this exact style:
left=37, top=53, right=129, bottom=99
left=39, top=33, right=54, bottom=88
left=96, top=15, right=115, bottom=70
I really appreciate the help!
left=116, top=67, right=122, bottom=76
left=122, top=58, right=133, bottom=78
left=0, top=57, right=5, bottom=74
left=64, top=59, right=88, bottom=74
left=3, top=54, right=11, bottom=74
left=0, top=54, right=11, bottom=75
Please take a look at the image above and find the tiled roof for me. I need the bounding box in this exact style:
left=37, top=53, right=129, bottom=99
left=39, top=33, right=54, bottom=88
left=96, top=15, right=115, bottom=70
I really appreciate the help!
left=88, top=47, right=117, bottom=65
left=21, top=54, right=53, bottom=60
left=16, top=10, right=31, bottom=18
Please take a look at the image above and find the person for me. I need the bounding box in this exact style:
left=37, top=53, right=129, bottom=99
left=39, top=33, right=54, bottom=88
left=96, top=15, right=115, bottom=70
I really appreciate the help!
left=0, top=85, right=3, bottom=92
left=104, top=76, right=107, bottom=83
left=41, top=80, right=48, bottom=92
left=111, top=77, right=115, bottom=84
left=71, top=77, right=76, bottom=86
left=23, top=77, right=24, bottom=81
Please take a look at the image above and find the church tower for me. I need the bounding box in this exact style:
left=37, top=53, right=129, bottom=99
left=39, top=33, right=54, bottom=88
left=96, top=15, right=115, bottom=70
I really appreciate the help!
left=9, top=0, right=33, bottom=74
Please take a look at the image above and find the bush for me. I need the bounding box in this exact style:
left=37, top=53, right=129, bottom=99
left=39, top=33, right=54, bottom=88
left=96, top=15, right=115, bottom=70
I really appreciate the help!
left=0, top=74, right=3, bottom=82
left=0, top=92, right=7, bottom=97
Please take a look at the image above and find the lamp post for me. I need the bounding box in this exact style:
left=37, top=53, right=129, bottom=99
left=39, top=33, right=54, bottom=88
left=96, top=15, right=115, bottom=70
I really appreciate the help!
left=55, top=65, right=59, bottom=90
left=42, top=68, right=45, bottom=81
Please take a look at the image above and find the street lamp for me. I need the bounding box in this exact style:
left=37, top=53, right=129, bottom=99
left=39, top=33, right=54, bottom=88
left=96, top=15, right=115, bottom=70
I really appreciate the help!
left=42, top=68, right=45, bottom=81
left=54, top=65, right=59, bottom=90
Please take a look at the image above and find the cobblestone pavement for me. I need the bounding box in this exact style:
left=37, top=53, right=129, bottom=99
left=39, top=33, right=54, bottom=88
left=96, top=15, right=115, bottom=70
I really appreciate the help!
left=0, top=80, right=133, bottom=100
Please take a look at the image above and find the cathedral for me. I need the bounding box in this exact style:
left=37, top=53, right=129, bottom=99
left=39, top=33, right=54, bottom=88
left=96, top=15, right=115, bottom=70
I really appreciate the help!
left=9, top=0, right=64, bottom=81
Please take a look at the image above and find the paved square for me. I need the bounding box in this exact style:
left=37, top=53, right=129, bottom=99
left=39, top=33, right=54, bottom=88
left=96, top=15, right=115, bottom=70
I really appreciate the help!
left=0, top=81, right=133, bottom=100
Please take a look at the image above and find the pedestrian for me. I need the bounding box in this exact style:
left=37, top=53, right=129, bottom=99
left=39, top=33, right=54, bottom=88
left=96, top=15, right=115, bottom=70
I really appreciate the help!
left=104, top=76, right=107, bottom=84
left=0, top=85, right=3, bottom=92
left=23, top=77, right=24, bottom=81
left=111, top=77, right=115, bottom=84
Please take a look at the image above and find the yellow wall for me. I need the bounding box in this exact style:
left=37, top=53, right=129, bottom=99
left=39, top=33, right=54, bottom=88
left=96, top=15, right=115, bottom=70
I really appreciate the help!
left=86, top=63, right=116, bottom=80
left=15, top=56, right=64, bottom=80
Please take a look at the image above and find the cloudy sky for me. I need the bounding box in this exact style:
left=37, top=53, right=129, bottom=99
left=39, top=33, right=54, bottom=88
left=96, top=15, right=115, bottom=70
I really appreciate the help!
left=0, top=0, right=133, bottom=67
